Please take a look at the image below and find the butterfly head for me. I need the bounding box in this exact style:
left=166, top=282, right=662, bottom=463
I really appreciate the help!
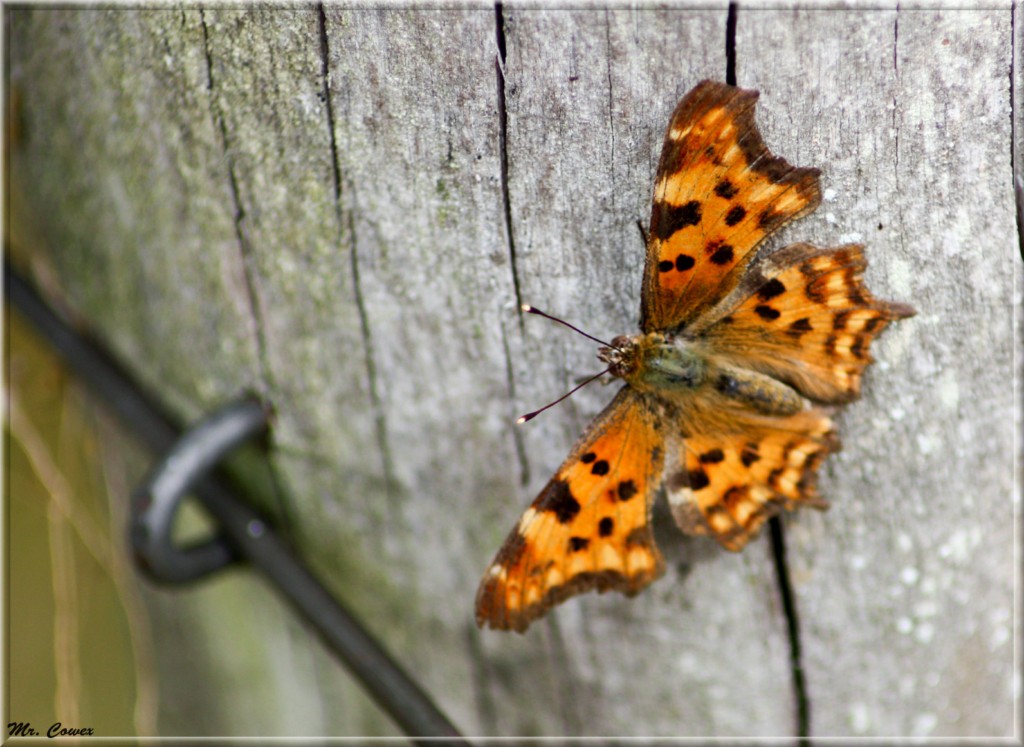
left=598, top=335, right=644, bottom=379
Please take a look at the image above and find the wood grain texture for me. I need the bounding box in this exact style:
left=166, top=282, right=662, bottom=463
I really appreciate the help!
left=8, top=4, right=1018, bottom=739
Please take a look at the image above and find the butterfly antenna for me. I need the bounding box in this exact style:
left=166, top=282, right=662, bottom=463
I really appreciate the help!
left=521, top=304, right=620, bottom=350
left=517, top=368, right=611, bottom=424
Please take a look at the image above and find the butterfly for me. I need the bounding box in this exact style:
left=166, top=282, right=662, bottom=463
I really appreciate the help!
left=476, top=80, right=915, bottom=633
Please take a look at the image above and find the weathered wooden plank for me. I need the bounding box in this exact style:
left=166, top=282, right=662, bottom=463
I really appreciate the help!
left=739, top=6, right=1017, bottom=737
left=10, top=8, right=401, bottom=737
left=12, top=12, right=283, bottom=737
left=8, top=5, right=1017, bottom=741
left=318, top=7, right=522, bottom=735
left=9, top=9, right=260, bottom=414
left=199, top=7, right=382, bottom=511
left=189, top=8, right=408, bottom=736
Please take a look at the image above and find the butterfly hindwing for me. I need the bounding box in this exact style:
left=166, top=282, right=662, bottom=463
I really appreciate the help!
left=641, top=80, right=821, bottom=334
left=476, top=388, right=666, bottom=632
left=667, top=410, right=839, bottom=551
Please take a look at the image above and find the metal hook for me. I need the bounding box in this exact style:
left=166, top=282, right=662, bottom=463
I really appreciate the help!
left=130, top=397, right=268, bottom=583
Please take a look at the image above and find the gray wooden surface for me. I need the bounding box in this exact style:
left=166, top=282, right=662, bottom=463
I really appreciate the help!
left=9, top=5, right=1018, bottom=739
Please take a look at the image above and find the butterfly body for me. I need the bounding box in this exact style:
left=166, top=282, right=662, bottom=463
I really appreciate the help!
left=476, top=80, right=915, bottom=633
left=600, top=331, right=805, bottom=421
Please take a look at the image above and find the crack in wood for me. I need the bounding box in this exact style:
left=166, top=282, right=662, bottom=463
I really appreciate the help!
left=198, top=9, right=291, bottom=527
left=1012, top=3, right=1023, bottom=262
left=493, top=2, right=532, bottom=493
left=199, top=9, right=270, bottom=391
left=345, top=199, right=397, bottom=504
left=317, top=7, right=397, bottom=498
left=893, top=3, right=900, bottom=72
left=726, top=2, right=737, bottom=86
left=494, top=2, right=524, bottom=332
left=317, top=6, right=343, bottom=207
left=769, top=516, right=811, bottom=741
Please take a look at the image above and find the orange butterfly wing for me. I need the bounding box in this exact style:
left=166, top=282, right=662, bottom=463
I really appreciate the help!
left=641, top=80, right=821, bottom=333
left=666, top=410, right=839, bottom=551
left=476, top=388, right=666, bottom=632
left=697, top=243, right=916, bottom=404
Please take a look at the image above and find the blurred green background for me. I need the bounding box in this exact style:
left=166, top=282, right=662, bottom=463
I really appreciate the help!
left=7, top=71, right=157, bottom=733
left=7, top=305, right=158, bottom=737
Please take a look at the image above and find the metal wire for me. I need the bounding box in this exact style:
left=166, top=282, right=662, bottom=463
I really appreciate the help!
left=7, top=263, right=468, bottom=744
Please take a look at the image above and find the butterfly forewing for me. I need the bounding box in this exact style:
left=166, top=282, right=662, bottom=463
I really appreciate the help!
left=475, top=388, right=666, bottom=632
left=641, top=80, right=821, bottom=334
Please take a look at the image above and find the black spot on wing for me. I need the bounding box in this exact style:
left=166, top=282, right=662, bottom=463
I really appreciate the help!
left=754, top=305, right=781, bottom=321
left=598, top=517, right=614, bottom=537
left=536, top=479, right=580, bottom=523
left=617, top=479, right=638, bottom=501
left=675, top=254, right=695, bottom=272
left=569, top=536, right=590, bottom=552
left=715, top=179, right=738, bottom=199
left=687, top=469, right=710, bottom=491
left=652, top=200, right=702, bottom=241
left=725, top=205, right=746, bottom=226
left=708, top=243, right=735, bottom=265
left=757, top=278, right=786, bottom=301
left=787, top=317, right=813, bottom=337
left=699, top=448, right=725, bottom=464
